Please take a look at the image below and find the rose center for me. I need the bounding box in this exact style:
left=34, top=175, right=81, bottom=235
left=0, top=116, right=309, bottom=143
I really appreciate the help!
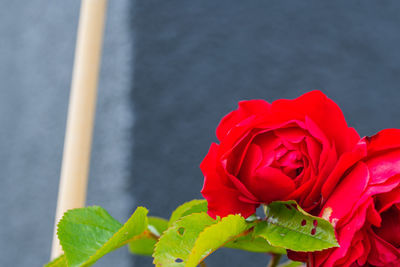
left=271, top=145, right=304, bottom=179
left=249, top=132, right=305, bottom=180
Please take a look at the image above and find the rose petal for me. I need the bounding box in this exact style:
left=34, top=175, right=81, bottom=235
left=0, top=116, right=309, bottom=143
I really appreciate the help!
left=220, top=120, right=305, bottom=165
left=223, top=128, right=263, bottom=176
left=376, top=186, right=400, bottom=213
left=373, top=206, right=400, bottom=248
left=200, top=143, right=258, bottom=218
left=278, top=151, right=302, bottom=168
left=270, top=90, right=359, bottom=155
left=366, top=149, right=400, bottom=185
left=203, top=188, right=257, bottom=219
left=241, top=166, right=296, bottom=204
left=252, top=131, right=281, bottom=167
left=238, top=144, right=263, bottom=179
left=315, top=199, right=371, bottom=267
left=366, top=203, right=381, bottom=227
left=304, top=145, right=337, bottom=209
left=216, top=100, right=271, bottom=141
left=335, top=231, right=366, bottom=267
left=366, top=128, right=400, bottom=155
left=200, top=143, right=232, bottom=190
left=324, top=162, right=369, bottom=221
left=363, top=175, right=400, bottom=205
left=305, top=136, right=322, bottom=171
left=357, top=230, right=372, bottom=266
left=224, top=167, right=259, bottom=204
left=274, top=127, right=306, bottom=143
left=287, top=166, right=316, bottom=209
left=368, top=229, right=400, bottom=266
left=305, top=116, right=330, bottom=149
left=322, top=141, right=368, bottom=201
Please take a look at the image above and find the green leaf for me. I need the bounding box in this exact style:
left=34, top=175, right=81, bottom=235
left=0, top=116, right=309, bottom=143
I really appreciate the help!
left=185, top=214, right=253, bottom=267
left=255, top=200, right=339, bottom=252
left=147, top=216, right=169, bottom=236
left=44, top=255, right=67, bottom=267
left=153, top=212, right=215, bottom=267
left=224, top=235, right=285, bottom=254
left=128, top=237, right=157, bottom=257
left=278, top=260, right=305, bottom=267
left=129, top=216, right=168, bottom=256
left=168, top=199, right=208, bottom=227
left=58, top=206, right=148, bottom=267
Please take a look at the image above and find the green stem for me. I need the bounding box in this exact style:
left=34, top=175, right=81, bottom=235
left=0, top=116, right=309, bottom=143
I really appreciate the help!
left=267, top=253, right=282, bottom=267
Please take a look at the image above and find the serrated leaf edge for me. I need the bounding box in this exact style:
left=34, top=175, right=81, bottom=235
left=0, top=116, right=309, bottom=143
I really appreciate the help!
left=185, top=214, right=254, bottom=267
left=153, top=212, right=215, bottom=267
left=57, top=206, right=149, bottom=267
left=168, top=199, right=207, bottom=227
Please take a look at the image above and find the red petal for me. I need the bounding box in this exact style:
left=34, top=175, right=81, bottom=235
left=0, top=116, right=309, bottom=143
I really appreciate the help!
left=366, top=128, right=400, bottom=155
left=335, top=231, right=366, bottom=267
left=200, top=143, right=232, bottom=191
left=376, top=187, right=400, bottom=213
left=238, top=144, right=263, bottom=179
left=368, top=229, right=400, bottom=266
left=373, top=206, right=400, bottom=248
left=305, top=136, right=322, bottom=171
left=270, top=90, right=360, bottom=155
left=203, top=188, right=257, bottom=219
left=274, top=127, right=306, bottom=143
left=366, top=149, right=400, bottom=185
left=322, top=141, right=368, bottom=201
left=216, top=100, right=270, bottom=141
left=316, top=199, right=371, bottom=267
left=304, top=145, right=337, bottom=209
left=200, top=143, right=258, bottom=218
left=324, top=161, right=369, bottom=221
left=241, top=166, right=296, bottom=204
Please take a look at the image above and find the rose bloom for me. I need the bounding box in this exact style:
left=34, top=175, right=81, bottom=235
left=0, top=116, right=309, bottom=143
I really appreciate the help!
left=200, top=91, right=359, bottom=218
left=303, top=129, right=400, bottom=267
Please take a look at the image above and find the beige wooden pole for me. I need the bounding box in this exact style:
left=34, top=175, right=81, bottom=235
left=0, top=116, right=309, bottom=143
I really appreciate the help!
left=51, top=0, right=107, bottom=259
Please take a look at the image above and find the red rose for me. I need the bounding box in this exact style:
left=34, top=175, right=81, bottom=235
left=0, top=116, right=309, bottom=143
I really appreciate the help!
left=308, top=129, right=400, bottom=267
left=200, top=91, right=359, bottom=218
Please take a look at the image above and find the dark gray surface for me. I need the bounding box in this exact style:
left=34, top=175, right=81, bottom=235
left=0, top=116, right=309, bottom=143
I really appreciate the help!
left=131, top=1, right=400, bottom=266
left=0, top=1, right=134, bottom=266
left=2, top=1, right=400, bottom=267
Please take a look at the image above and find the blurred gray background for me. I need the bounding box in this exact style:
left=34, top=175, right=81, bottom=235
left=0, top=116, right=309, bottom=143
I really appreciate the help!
left=1, top=1, right=400, bottom=266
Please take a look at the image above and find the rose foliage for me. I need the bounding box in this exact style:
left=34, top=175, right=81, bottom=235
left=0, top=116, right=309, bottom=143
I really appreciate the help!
left=46, top=91, right=400, bottom=267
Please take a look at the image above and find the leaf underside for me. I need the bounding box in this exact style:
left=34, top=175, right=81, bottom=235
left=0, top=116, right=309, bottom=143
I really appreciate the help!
left=225, top=235, right=285, bottom=254
left=278, top=260, right=306, bottom=267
